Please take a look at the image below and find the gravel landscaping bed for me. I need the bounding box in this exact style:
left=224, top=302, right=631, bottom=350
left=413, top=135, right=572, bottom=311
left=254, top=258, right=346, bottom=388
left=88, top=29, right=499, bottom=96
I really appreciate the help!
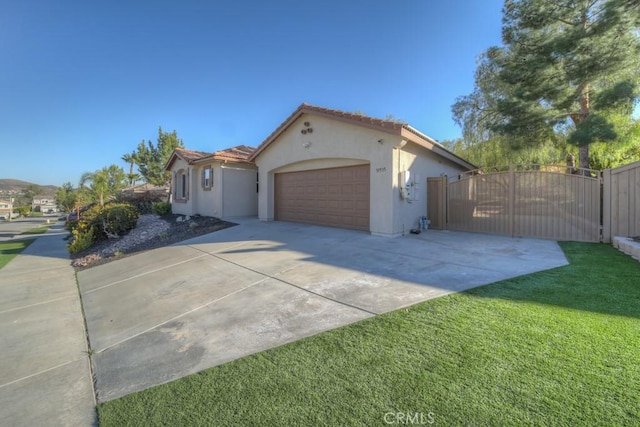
left=71, top=214, right=236, bottom=271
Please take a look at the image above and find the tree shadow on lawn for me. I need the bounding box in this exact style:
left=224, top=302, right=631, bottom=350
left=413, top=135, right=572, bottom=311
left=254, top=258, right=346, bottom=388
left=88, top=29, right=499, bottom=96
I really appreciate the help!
left=0, top=240, right=35, bottom=256
left=466, top=241, right=640, bottom=319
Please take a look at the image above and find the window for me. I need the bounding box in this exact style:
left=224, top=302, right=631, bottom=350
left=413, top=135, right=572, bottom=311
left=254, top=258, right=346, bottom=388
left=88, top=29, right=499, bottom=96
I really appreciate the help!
left=175, top=169, right=189, bottom=202
left=202, top=166, right=212, bottom=190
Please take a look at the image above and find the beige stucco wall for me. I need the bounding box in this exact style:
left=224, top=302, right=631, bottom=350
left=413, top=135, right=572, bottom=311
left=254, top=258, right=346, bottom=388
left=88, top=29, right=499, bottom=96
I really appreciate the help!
left=221, top=164, right=258, bottom=217
left=254, top=113, right=471, bottom=237
left=254, top=113, right=400, bottom=236
left=193, top=162, right=222, bottom=217
left=392, top=142, right=468, bottom=235
left=170, top=157, right=257, bottom=218
left=170, top=157, right=194, bottom=216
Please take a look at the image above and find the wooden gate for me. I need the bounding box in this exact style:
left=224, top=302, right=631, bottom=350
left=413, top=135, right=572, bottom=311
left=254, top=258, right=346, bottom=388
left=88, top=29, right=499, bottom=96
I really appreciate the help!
left=427, top=177, right=447, bottom=230
left=603, top=160, right=640, bottom=242
left=444, top=165, right=601, bottom=242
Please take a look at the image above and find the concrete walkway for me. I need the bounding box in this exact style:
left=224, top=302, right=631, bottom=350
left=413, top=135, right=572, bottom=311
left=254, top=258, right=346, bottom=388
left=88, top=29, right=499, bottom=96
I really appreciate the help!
left=78, top=219, right=568, bottom=402
left=0, top=225, right=96, bottom=426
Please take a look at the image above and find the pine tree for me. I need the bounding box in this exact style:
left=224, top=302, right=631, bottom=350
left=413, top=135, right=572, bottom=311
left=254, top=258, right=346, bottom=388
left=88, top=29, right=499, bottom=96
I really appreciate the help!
left=454, top=0, right=640, bottom=170
left=135, top=127, right=184, bottom=186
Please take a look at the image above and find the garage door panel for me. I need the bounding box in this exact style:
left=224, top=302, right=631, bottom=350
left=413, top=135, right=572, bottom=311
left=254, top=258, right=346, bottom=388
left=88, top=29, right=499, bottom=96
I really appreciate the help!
left=341, top=200, right=354, bottom=209
left=355, top=200, right=369, bottom=210
left=275, top=165, right=370, bottom=231
left=328, top=185, right=340, bottom=194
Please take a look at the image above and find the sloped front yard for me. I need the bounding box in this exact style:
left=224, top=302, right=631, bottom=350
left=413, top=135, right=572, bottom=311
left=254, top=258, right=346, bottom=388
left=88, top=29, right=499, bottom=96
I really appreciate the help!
left=98, top=242, right=640, bottom=426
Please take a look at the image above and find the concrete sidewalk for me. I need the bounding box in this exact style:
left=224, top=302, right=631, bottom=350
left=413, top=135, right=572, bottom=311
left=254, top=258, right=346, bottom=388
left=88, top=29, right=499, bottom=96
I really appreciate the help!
left=0, top=225, right=96, bottom=426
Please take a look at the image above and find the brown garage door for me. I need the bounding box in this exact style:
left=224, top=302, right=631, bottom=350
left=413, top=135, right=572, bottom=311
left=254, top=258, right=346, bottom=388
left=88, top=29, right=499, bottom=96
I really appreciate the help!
left=275, top=165, right=370, bottom=231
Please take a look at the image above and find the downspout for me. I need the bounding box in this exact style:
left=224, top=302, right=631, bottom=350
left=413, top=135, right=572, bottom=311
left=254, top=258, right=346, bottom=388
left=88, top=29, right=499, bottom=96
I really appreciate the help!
left=220, top=160, right=226, bottom=218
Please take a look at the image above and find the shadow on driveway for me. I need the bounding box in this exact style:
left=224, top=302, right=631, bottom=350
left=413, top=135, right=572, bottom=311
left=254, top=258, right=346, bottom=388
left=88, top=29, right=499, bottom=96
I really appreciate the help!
left=78, top=218, right=568, bottom=402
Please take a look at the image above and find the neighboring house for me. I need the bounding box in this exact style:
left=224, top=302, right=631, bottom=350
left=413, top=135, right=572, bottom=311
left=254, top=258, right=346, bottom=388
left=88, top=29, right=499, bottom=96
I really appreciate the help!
left=0, top=199, right=12, bottom=219
left=32, top=197, right=58, bottom=213
left=166, top=103, right=474, bottom=236
left=164, top=145, right=258, bottom=218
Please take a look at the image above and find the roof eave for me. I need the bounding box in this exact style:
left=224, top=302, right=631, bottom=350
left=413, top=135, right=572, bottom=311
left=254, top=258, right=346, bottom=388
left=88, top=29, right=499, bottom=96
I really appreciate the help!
left=248, top=105, right=306, bottom=161
left=192, top=156, right=254, bottom=165
left=164, top=151, right=184, bottom=171
left=400, top=127, right=477, bottom=171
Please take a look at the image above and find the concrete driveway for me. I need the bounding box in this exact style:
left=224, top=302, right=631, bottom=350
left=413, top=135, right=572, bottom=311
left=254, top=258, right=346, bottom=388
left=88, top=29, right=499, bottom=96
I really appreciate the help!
left=78, top=219, right=568, bottom=402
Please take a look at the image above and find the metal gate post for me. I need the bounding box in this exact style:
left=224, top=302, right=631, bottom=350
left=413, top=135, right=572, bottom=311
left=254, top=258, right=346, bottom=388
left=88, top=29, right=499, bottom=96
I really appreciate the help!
left=508, top=164, right=515, bottom=237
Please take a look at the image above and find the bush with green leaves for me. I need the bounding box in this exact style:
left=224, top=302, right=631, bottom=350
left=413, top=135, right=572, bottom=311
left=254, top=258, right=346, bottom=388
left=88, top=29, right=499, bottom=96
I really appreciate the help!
left=15, top=206, right=31, bottom=216
left=152, top=201, right=172, bottom=216
left=66, top=203, right=140, bottom=254
left=116, top=190, right=167, bottom=214
left=65, top=219, right=79, bottom=232
left=98, top=203, right=140, bottom=238
left=67, top=228, right=95, bottom=254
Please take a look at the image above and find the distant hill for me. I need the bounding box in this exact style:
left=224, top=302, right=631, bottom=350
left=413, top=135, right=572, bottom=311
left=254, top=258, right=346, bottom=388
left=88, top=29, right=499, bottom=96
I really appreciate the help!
left=0, top=179, right=58, bottom=197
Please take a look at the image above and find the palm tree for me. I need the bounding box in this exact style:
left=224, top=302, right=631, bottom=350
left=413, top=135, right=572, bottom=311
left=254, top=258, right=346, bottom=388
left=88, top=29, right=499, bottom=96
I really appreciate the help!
left=80, top=170, right=109, bottom=207
left=80, top=165, right=127, bottom=207
left=121, top=151, right=139, bottom=187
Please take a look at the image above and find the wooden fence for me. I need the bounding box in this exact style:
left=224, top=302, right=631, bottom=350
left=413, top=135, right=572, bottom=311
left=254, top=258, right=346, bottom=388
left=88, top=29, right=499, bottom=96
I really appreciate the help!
left=603, top=160, right=640, bottom=242
left=428, top=165, right=602, bottom=242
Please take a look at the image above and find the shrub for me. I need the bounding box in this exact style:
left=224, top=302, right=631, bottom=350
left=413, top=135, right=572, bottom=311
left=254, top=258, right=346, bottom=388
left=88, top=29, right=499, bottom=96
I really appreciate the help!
left=65, top=219, right=79, bottom=232
left=67, top=228, right=95, bottom=254
left=82, top=204, right=103, bottom=224
left=16, top=206, right=31, bottom=216
left=116, top=190, right=168, bottom=214
left=99, top=203, right=139, bottom=238
left=152, top=201, right=172, bottom=216
left=68, top=203, right=139, bottom=243
left=65, top=203, right=139, bottom=254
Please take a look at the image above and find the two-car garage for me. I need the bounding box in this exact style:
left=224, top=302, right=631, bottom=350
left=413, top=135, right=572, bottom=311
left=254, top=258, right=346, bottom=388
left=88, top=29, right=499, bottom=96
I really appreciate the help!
left=274, top=165, right=370, bottom=231
left=251, top=103, right=474, bottom=237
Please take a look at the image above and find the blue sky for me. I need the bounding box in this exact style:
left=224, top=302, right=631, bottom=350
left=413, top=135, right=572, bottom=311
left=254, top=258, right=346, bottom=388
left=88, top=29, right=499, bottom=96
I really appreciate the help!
left=1, top=0, right=504, bottom=186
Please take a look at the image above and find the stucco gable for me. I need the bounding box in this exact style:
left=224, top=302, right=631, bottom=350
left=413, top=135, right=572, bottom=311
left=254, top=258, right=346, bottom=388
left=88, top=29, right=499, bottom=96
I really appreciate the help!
left=249, top=103, right=475, bottom=171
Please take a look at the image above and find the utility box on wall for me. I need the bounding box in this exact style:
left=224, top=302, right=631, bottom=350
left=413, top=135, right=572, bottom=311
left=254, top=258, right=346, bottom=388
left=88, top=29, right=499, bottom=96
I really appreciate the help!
left=399, top=170, right=419, bottom=202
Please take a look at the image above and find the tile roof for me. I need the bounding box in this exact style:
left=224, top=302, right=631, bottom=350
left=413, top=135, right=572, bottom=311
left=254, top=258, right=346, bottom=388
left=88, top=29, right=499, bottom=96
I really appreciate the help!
left=166, top=145, right=257, bottom=170
left=198, top=145, right=255, bottom=163
left=173, top=147, right=213, bottom=163
left=299, top=103, right=407, bottom=130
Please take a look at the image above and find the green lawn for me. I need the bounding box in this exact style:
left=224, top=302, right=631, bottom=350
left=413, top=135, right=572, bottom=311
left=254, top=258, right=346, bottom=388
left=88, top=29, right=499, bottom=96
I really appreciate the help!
left=20, top=225, right=53, bottom=235
left=0, top=239, right=35, bottom=269
left=98, top=242, right=640, bottom=426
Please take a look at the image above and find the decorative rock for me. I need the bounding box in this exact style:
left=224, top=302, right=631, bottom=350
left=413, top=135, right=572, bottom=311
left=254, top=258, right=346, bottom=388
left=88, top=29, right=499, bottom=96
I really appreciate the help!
left=71, top=214, right=232, bottom=270
left=72, top=214, right=171, bottom=265
left=176, top=216, right=184, bottom=222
